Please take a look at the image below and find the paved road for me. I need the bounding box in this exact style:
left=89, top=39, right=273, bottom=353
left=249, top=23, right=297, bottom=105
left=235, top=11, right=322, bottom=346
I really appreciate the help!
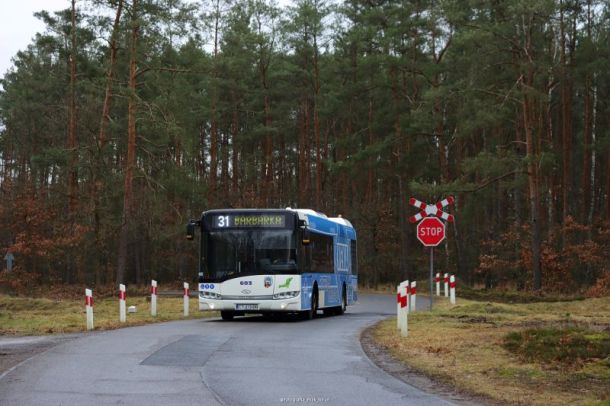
left=0, top=294, right=456, bottom=406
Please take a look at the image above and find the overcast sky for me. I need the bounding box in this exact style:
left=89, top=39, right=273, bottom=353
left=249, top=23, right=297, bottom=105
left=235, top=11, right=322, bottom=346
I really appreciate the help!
left=0, top=0, right=294, bottom=82
left=0, top=0, right=69, bottom=77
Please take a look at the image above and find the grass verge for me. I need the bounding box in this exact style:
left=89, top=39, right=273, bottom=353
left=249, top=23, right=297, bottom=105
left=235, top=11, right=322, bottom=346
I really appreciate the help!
left=372, top=296, right=610, bottom=405
left=0, top=294, right=218, bottom=335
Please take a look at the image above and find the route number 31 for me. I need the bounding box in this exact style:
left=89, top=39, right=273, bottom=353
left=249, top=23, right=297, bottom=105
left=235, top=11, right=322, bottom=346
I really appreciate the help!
left=217, top=215, right=230, bottom=227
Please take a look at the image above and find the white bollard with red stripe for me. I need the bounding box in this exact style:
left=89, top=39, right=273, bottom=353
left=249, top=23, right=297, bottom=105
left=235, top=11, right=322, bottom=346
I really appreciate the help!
left=444, top=273, right=449, bottom=297
left=406, top=281, right=411, bottom=313
left=396, top=283, right=402, bottom=330
left=435, top=273, right=441, bottom=296
left=119, top=284, right=126, bottom=322
left=183, top=282, right=190, bottom=317
left=400, top=283, right=409, bottom=337
left=396, top=281, right=408, bottom=330
left=151, top=280, right=158, bottom=316
left=85, top=288, right=94, bottom=330
left=450, top=275, right=456, bottom=305
left=410, top=281, right=417, bottom=312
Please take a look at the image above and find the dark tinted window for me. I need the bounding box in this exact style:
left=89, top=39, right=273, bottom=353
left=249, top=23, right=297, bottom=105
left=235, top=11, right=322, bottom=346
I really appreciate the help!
left=311, top=232, right=334, bottom=273
left=204, top=229, right=296, bottom=281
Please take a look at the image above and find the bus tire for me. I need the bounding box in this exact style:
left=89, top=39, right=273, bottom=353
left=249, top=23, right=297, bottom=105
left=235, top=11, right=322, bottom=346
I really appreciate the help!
left=303, top=288, right=318, bottom=320
left=221, top=311, right=234, bottom=321
left=337, top=286, right=347, bottom=315
left=327, top=286, right=346, bottom=316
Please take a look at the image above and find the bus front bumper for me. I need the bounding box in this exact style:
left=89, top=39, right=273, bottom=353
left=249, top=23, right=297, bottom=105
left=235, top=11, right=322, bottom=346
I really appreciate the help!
left=199, top=298, right=301, bottom=312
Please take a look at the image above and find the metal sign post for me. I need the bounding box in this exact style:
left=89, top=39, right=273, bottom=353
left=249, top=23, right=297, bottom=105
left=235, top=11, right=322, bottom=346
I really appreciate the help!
left=429, top=248, right=433, bottom=311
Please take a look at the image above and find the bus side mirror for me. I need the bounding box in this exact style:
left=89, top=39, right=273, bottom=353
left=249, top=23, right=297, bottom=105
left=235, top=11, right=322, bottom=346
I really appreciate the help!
left=186, top=220, right=197, bottom=240
left=302, top=229, right=311, bottom=246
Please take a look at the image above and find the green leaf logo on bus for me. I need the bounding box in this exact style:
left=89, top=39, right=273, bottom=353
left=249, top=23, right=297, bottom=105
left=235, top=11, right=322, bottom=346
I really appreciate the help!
left=279, top=277, right=293, bottom=289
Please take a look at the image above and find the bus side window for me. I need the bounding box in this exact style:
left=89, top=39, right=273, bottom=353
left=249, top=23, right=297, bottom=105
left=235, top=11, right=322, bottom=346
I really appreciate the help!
left=311, top=233, right=333, bottom=273
left=299, top=231, right=312, bottom=273
left=350, top=240, right=358, bottom=275
left=297, top=231, right=311, bottom=273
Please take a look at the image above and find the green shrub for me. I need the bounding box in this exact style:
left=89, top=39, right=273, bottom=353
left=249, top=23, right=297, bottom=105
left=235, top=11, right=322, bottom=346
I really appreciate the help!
left=503, top=328, right=610, bottom=365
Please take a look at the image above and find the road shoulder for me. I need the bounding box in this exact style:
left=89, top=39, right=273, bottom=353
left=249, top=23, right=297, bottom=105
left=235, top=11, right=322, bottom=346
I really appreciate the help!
left=0, top=335, right=79, bottom=379
left=359, top=322, right=493, bottom=406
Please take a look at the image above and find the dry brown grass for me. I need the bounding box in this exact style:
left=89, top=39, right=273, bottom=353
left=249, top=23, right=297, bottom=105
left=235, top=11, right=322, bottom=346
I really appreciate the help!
left=372, top=296, right=610, bottom=405
left=0, top=294, right=218, bottom=335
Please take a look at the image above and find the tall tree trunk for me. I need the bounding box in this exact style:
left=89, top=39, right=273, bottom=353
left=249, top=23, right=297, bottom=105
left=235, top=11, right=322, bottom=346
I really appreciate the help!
left=313, top=34, right=321, bottom=209
left=263, top=93, right=273, bottom=205
left=208, top=0, right=221, bottom=206
left=278, top=132, right=286, bottom=205
left=366, top=96, right=374, bottom=205
left=96, top=0, right=123, bottom=285
left=231, top=102, right=239, bottom=199
left=396, top=176, right=409, bottom=282
left=583, top=73, right=592, bottom=224
left=298, top=100, right=310, bottom=207
left=298, top=103, right=305, bottom=206
left=560, top=2, right=574, bottom=229
left=98, top=0, right=123, bottom=149
left=588, top=76, right=597, bottom=225
left=435, top=98, right=449, bottom=183
left=67, top=0, right=78, bottom=214
left=220, top=131, right=229, bottom=203
left=314, top=105, right=321, bottom=209
left=117, top=0, right=139, bottom=284
left=197, top=125, right=206, bottom=180
left=607, top=112, right=610, bottom=219
left=523, top=72, right=542, bottom=291
left=583, top=1, right=594, bottom=226
left=209, top=109, right=218, bottom=206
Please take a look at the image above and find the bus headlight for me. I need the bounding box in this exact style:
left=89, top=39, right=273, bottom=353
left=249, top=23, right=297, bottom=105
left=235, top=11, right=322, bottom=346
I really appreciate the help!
left=273, top=291, right=300, bottom=300
left=200, top=291, right=222, bottom=299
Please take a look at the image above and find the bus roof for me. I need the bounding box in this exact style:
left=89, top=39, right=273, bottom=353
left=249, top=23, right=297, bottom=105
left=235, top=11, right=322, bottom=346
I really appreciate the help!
left=288, top=208, right=356, bottom=240
left=200, top=208, right=356, bottom=239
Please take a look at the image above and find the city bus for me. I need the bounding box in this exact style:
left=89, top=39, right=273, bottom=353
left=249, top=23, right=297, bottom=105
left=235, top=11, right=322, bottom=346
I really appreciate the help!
left=186, top=208, right=357, bottom=320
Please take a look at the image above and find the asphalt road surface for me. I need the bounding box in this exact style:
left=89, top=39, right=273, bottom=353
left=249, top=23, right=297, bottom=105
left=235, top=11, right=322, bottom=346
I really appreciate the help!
left=0, top=294, right=457, bottom=406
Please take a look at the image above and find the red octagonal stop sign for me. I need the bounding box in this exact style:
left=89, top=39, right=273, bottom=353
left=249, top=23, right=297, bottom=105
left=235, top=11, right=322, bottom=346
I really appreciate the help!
left=417, top=217, right=446, bottom=247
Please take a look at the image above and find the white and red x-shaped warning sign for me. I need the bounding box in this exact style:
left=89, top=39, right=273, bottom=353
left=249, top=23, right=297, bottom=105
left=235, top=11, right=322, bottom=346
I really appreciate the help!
left=408, top=196, right=454, bottom=223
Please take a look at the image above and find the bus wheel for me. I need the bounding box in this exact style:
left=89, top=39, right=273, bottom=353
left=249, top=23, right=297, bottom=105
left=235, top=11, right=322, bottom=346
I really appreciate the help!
left=337, top=287, right=347, bottom=315
left=221, top=311, right=234, bottom=321
left=304, top=289, right=318, bottom=320
left=328, top=287, right=346, bottom=316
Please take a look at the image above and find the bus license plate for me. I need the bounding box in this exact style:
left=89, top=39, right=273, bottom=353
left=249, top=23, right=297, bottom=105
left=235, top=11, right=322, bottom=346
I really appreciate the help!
left=236, top=304, right=258, bottom=311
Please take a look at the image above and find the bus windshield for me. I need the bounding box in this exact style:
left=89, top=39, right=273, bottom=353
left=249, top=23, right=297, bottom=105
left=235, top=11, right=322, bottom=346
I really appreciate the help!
left=205, top=229, right=297, bottom=281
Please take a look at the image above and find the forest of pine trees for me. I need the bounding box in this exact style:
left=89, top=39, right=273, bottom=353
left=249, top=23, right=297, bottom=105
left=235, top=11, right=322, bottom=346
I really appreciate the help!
left=0, top=0, right=609, bottom=294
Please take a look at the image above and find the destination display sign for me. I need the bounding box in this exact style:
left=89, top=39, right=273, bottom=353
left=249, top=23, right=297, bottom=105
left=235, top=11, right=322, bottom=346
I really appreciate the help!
left=211, top=214, right=287, bottom=228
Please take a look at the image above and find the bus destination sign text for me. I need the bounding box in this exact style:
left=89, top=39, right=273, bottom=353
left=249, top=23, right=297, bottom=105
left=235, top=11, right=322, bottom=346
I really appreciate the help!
left=213, top=214, right=286, bottom=228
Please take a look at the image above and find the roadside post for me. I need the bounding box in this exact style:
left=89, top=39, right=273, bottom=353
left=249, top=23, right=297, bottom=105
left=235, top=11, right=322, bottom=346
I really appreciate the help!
left=406, top=280, right=411, bottom=313
left=151, top=280, right=158, bottom=316
left=450, top=275, right=456, bottom=305
left=85, top=289, right=94, bottom=330
left=396, top=283, right=402, bottom=330
left=410, top=196, right=454, bottom=311
left=410, top=281, right=417, bottom=312
left=435, top=273, right=441, bottom=296
left=183, top=282, right=190, bottom=317
left=444, top=273, right=449, bottom=297
left=119, top=284, right=126, bottom=323
left=400, top=283, right=409, bottom=337
left=397, top=281, right=408, bottom=329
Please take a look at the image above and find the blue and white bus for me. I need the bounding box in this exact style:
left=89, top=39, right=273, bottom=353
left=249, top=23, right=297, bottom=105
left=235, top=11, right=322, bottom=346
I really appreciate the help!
left=186, top=208, right=358, bottom=320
